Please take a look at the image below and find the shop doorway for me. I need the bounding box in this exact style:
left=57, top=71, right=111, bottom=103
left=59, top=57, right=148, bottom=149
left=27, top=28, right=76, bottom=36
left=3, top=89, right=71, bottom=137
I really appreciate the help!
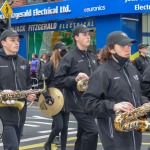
left=28, top=29, right=96, bottom=60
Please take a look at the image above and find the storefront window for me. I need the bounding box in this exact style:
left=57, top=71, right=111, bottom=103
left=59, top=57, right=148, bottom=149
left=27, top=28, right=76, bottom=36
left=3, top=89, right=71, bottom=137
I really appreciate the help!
left=28, top=29, right=96, bottom=60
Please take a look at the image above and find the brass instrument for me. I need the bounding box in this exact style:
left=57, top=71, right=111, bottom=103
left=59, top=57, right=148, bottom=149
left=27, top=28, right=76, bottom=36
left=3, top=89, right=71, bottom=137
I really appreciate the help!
left=38, top=87, right=64, bottom=116
left=0, top=80, right=46, bottom=111
left=114, top=102, right=150, bottom=132
left=77, top=78, right=88, bottom=92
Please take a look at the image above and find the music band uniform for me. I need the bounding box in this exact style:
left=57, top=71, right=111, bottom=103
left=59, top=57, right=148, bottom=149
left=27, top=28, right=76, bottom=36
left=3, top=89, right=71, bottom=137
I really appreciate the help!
left=43, top=42, right=70, bottom=150
left=0, top=29, right=36, bottom=150
left=132, top=43, right=150, bottom=74
left=82, top=31, right=149, bottom=150
left=54, top=25, right=99, bottom=150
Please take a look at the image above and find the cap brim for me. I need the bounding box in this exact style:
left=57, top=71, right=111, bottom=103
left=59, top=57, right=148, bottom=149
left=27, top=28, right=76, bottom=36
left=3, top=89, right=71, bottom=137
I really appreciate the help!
left=61, top=46, right=69, bottom=50
left=81, top=28, right=94, bottom=33
left=117, top=38, right=137, bottom=46
left=9, top=34, right=24, bottom=39
left=139, top=44, right=149, bottom=49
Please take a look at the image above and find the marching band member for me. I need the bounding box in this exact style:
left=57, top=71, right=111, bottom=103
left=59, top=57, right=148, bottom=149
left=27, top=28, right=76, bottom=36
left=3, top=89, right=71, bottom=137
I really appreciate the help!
left=82, top=31, right=149, bottom=150
left=44, top=42, right=70, bottom=150
left=54, top=25, right=99, bottom=150
left=0, top=29, right=36, bottom=150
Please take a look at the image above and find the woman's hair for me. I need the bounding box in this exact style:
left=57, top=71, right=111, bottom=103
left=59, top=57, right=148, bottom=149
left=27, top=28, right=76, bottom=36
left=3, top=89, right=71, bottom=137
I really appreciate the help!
left=40, top=53, right=46, bottom=59
left=100, top=45, right=114, bottom=63
left=50, top=50, right=61, bottom=70
left=32, top=53, right=38, bottom=58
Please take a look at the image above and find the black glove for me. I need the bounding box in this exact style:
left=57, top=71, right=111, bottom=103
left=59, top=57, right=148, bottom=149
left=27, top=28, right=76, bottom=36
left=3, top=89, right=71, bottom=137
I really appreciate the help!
left=45, top=96, right=54, bottom=105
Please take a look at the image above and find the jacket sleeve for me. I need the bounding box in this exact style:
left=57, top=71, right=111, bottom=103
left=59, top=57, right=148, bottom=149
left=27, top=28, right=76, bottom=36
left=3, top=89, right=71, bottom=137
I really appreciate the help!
left=81, top=69, right=115, bottom=118
left=43, top=62, right=54, bottom=85
left=133, top=59, right=143, bottom=74
left=54, top=57, right=76, bottom=88
left=141, top=66, right=150, bottom=101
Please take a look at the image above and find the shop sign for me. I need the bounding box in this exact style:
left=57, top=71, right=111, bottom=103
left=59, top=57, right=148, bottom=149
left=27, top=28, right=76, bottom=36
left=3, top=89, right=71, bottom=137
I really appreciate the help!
left=27, top=19, right=95, bottom=32
left=0, top=0, right=149, bottom=24
left=12, top=18, right=95, bottom=32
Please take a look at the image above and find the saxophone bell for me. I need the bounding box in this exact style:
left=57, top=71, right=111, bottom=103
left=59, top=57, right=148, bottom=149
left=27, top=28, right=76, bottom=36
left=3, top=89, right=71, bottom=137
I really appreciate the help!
left=0, top=101, right=25, bottom=110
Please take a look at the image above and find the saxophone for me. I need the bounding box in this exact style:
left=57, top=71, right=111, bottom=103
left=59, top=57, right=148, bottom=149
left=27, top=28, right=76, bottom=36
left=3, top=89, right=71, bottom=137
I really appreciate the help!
left=114, top=102, right=150, bottom=132
left=0, top=80, right=46, bottom=110
left=77, top=78, right=88, bottom=92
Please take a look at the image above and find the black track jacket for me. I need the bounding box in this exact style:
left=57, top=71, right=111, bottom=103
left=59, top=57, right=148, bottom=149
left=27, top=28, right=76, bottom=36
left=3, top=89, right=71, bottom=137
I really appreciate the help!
left=133, top=55, right=150, bottom=74
left=54, top=47, right=99, bottom=112
left=0, top=48, right=32, bottom=126
left=82, top=60, right=149, bottom=150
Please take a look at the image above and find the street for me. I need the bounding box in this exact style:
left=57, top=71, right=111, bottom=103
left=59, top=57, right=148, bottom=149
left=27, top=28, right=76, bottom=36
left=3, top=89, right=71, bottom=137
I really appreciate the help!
left=0, top=104, right=150, bottom=150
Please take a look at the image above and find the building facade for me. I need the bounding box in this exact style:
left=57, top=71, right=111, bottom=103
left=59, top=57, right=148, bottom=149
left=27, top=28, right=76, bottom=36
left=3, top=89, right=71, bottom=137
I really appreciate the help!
left=0, top=0, right=150, bottom=60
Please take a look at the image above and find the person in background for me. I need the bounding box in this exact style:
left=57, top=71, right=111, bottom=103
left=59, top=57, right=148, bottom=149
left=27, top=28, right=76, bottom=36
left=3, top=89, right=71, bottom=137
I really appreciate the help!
left=82, top=31, right=149, bottom=150
left=44, top=42, right=70, bottom=150
left=132, top=43, right=150, bottom=74
left=141, top=64, right=150, bottom=100
left=0, top=29, right=36, bottom=150
left=30, top=53, right=39, bottom=78
left=54, top=25, right=99, bottom=150
left=36, top=52, right=48, bottom=88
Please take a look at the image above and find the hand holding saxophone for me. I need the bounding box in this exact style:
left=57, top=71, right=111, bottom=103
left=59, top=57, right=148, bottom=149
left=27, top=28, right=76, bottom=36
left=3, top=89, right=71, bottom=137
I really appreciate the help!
left=26, top=93, right=36, bottom=102
left=75, top=72, right=89, bottom=82
left=113, top=101, right=134, bottom=112
left=76, top=73, right=89, bottom=92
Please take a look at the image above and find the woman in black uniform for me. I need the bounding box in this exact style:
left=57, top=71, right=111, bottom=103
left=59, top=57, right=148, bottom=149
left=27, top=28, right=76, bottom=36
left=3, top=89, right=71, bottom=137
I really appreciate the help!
left=82, top=31, right=149, bottom=150
left=44, top=42, right=70, bottom=150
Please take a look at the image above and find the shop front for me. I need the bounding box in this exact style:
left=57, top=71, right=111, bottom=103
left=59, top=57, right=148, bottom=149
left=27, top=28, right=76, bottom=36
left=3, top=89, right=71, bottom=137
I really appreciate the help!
left=0, top=0, right=150, bottom=60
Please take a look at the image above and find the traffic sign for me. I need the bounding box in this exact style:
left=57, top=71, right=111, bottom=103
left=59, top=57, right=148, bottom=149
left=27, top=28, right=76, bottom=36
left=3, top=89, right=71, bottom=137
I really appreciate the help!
left=0, top=0, right=13, bottom=18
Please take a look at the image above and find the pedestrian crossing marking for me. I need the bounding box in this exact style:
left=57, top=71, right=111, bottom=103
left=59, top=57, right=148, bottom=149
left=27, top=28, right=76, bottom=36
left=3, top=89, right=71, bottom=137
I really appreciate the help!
left=25, top=121, right=52, bottom=125
left=38, top=128, right=76, bottom=133
left=24, top=124, right=39, bottom=127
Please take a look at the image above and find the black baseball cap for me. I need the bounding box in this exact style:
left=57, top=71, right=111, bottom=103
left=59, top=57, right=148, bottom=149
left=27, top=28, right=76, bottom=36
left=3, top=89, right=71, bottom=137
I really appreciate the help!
left=106, top=31, right=137, bottom=46
left=47, top=51, right=53, bottom=57
left=0, top=29, right=24, bottom=41
left=53, top=42, right=69, bottom=51
left=138, top=43, right=149, bottom=49
left=72, top=25, right=93, bottom=37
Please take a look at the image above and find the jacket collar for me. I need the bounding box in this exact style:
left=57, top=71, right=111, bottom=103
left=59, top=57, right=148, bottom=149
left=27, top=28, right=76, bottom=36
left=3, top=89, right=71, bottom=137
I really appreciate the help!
left=108, top=59, right=129, bottom=71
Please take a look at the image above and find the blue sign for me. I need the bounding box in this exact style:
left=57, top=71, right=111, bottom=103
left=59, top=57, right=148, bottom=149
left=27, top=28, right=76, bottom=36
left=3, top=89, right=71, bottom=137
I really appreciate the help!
left=0, top=0, right=150, bottom=24
left=12, top=18, right=95, bottom=32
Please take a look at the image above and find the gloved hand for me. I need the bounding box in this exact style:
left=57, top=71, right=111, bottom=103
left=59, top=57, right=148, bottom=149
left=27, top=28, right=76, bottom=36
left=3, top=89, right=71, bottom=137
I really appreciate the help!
left=45, top=96, right=54, bottom=105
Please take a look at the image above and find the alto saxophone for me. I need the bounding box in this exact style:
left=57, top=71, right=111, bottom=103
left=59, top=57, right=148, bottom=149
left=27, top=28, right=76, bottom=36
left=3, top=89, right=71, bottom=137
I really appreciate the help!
left=114, top=102, right=150, bottom=132
left=0, top=80, right=46, bottom=110
left=77, top=78, right=88, bottom=92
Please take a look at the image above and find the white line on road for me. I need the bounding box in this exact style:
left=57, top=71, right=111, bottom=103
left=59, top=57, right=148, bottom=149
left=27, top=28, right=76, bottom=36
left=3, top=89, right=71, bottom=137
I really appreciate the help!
left=0, top=131, right=77, bottom=146
left=25, top=121, right=52, bottom=125
left=38, top=128, right=76, bottom=133
left=24, top=124, right=39, bottom=127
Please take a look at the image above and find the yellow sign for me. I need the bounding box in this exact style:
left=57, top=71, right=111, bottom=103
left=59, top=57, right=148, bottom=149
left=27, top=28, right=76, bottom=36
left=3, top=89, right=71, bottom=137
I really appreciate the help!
left=0, top=0, right=13, bottom=18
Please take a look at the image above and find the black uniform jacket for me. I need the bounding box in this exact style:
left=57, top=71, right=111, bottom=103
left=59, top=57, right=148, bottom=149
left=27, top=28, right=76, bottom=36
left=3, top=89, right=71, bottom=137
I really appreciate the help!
left=0, top=48, right=31, bottom=126
left=43, top=61, right=69, bottom=112
left=82, top=60, right=149, bottom=150
left=141, top=65, right=150, bottom=100
left=54, top=47, right=99, bottom=112
left=132, top=55, right=150, bottom=74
